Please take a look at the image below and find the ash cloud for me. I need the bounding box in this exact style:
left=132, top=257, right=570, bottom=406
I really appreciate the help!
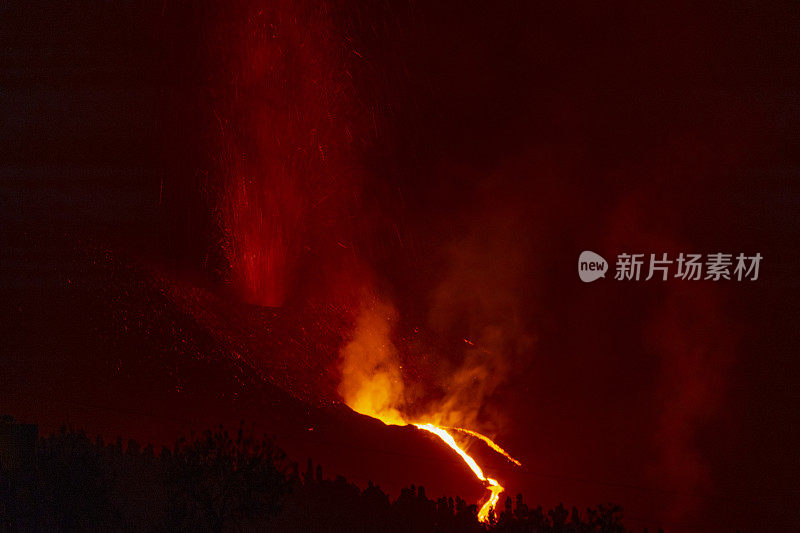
left=423, top=202, right=536, bottom=430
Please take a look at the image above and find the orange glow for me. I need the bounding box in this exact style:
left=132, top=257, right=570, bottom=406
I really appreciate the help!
left=445, top=426, right=522, bottom=466
left=347, top=408, right=518, bottom=522
left=413, top=423, right=508, bottom=523
left=413, top=423, right=489, bottom=482
left=338, top=303, right=520, bottom=523
left=480, top=478, right=504, bottom=523
left=344, top=396, right=518, bottom=522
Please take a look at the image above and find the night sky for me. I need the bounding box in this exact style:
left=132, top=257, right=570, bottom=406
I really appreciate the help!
left=2, top=1, right=799, bottom=531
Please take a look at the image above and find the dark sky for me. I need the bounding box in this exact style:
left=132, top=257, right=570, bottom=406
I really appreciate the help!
left=1, top=1, right=799, bottom=531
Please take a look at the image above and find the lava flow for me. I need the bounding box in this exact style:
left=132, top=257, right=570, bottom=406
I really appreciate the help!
left=345, top=391, right=521, bottom=521
left=338, top=302, right=521, bottom=522
left=349, top=404, right=519, bottom=522
left=444, top=426, right=522, bottom=467
left=353, top=414, right=519, bottom=522
left=413, top=423, right=514, bottom=522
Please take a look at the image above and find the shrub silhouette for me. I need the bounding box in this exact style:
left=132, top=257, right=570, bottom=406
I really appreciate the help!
left=161, top=425, right=292, bottom=531
left=1, top=421, right=637, bottom=532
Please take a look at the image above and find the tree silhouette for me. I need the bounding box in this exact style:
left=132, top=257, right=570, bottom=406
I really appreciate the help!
left=32, top=427, right=111, bottom=530
left=162, top=424, right=291, bottom=531
left=0, top=418, right=647, bottom=532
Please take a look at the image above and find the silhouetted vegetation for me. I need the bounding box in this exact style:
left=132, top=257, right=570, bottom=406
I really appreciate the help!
left=0, top=420, right=645, bottom=532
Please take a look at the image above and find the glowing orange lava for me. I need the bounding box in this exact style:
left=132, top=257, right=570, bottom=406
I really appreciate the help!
left=352, top=409, right=520, bottom=522
left=345, top=407, right=520, bottom=521
left=338, top=305, right=521, bottom=522
left=444, top=426, right=522, bottom=467
left=413, top=423, right=514, bottom=522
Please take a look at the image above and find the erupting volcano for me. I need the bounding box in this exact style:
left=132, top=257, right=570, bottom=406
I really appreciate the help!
left=5, top=0, right=797, bottom=530
left=338, top=300, right=522, bottom=522
left=345, top=408, right=520, bottom=522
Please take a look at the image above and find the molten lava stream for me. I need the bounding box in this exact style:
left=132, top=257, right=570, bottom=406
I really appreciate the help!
left=413, top=423, right=517, bottom=523
left=338, top=306, right=520, bottom=521
left=444, top=426, right=522, bottom=466
left=347, top=408, right=520, bottom=522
